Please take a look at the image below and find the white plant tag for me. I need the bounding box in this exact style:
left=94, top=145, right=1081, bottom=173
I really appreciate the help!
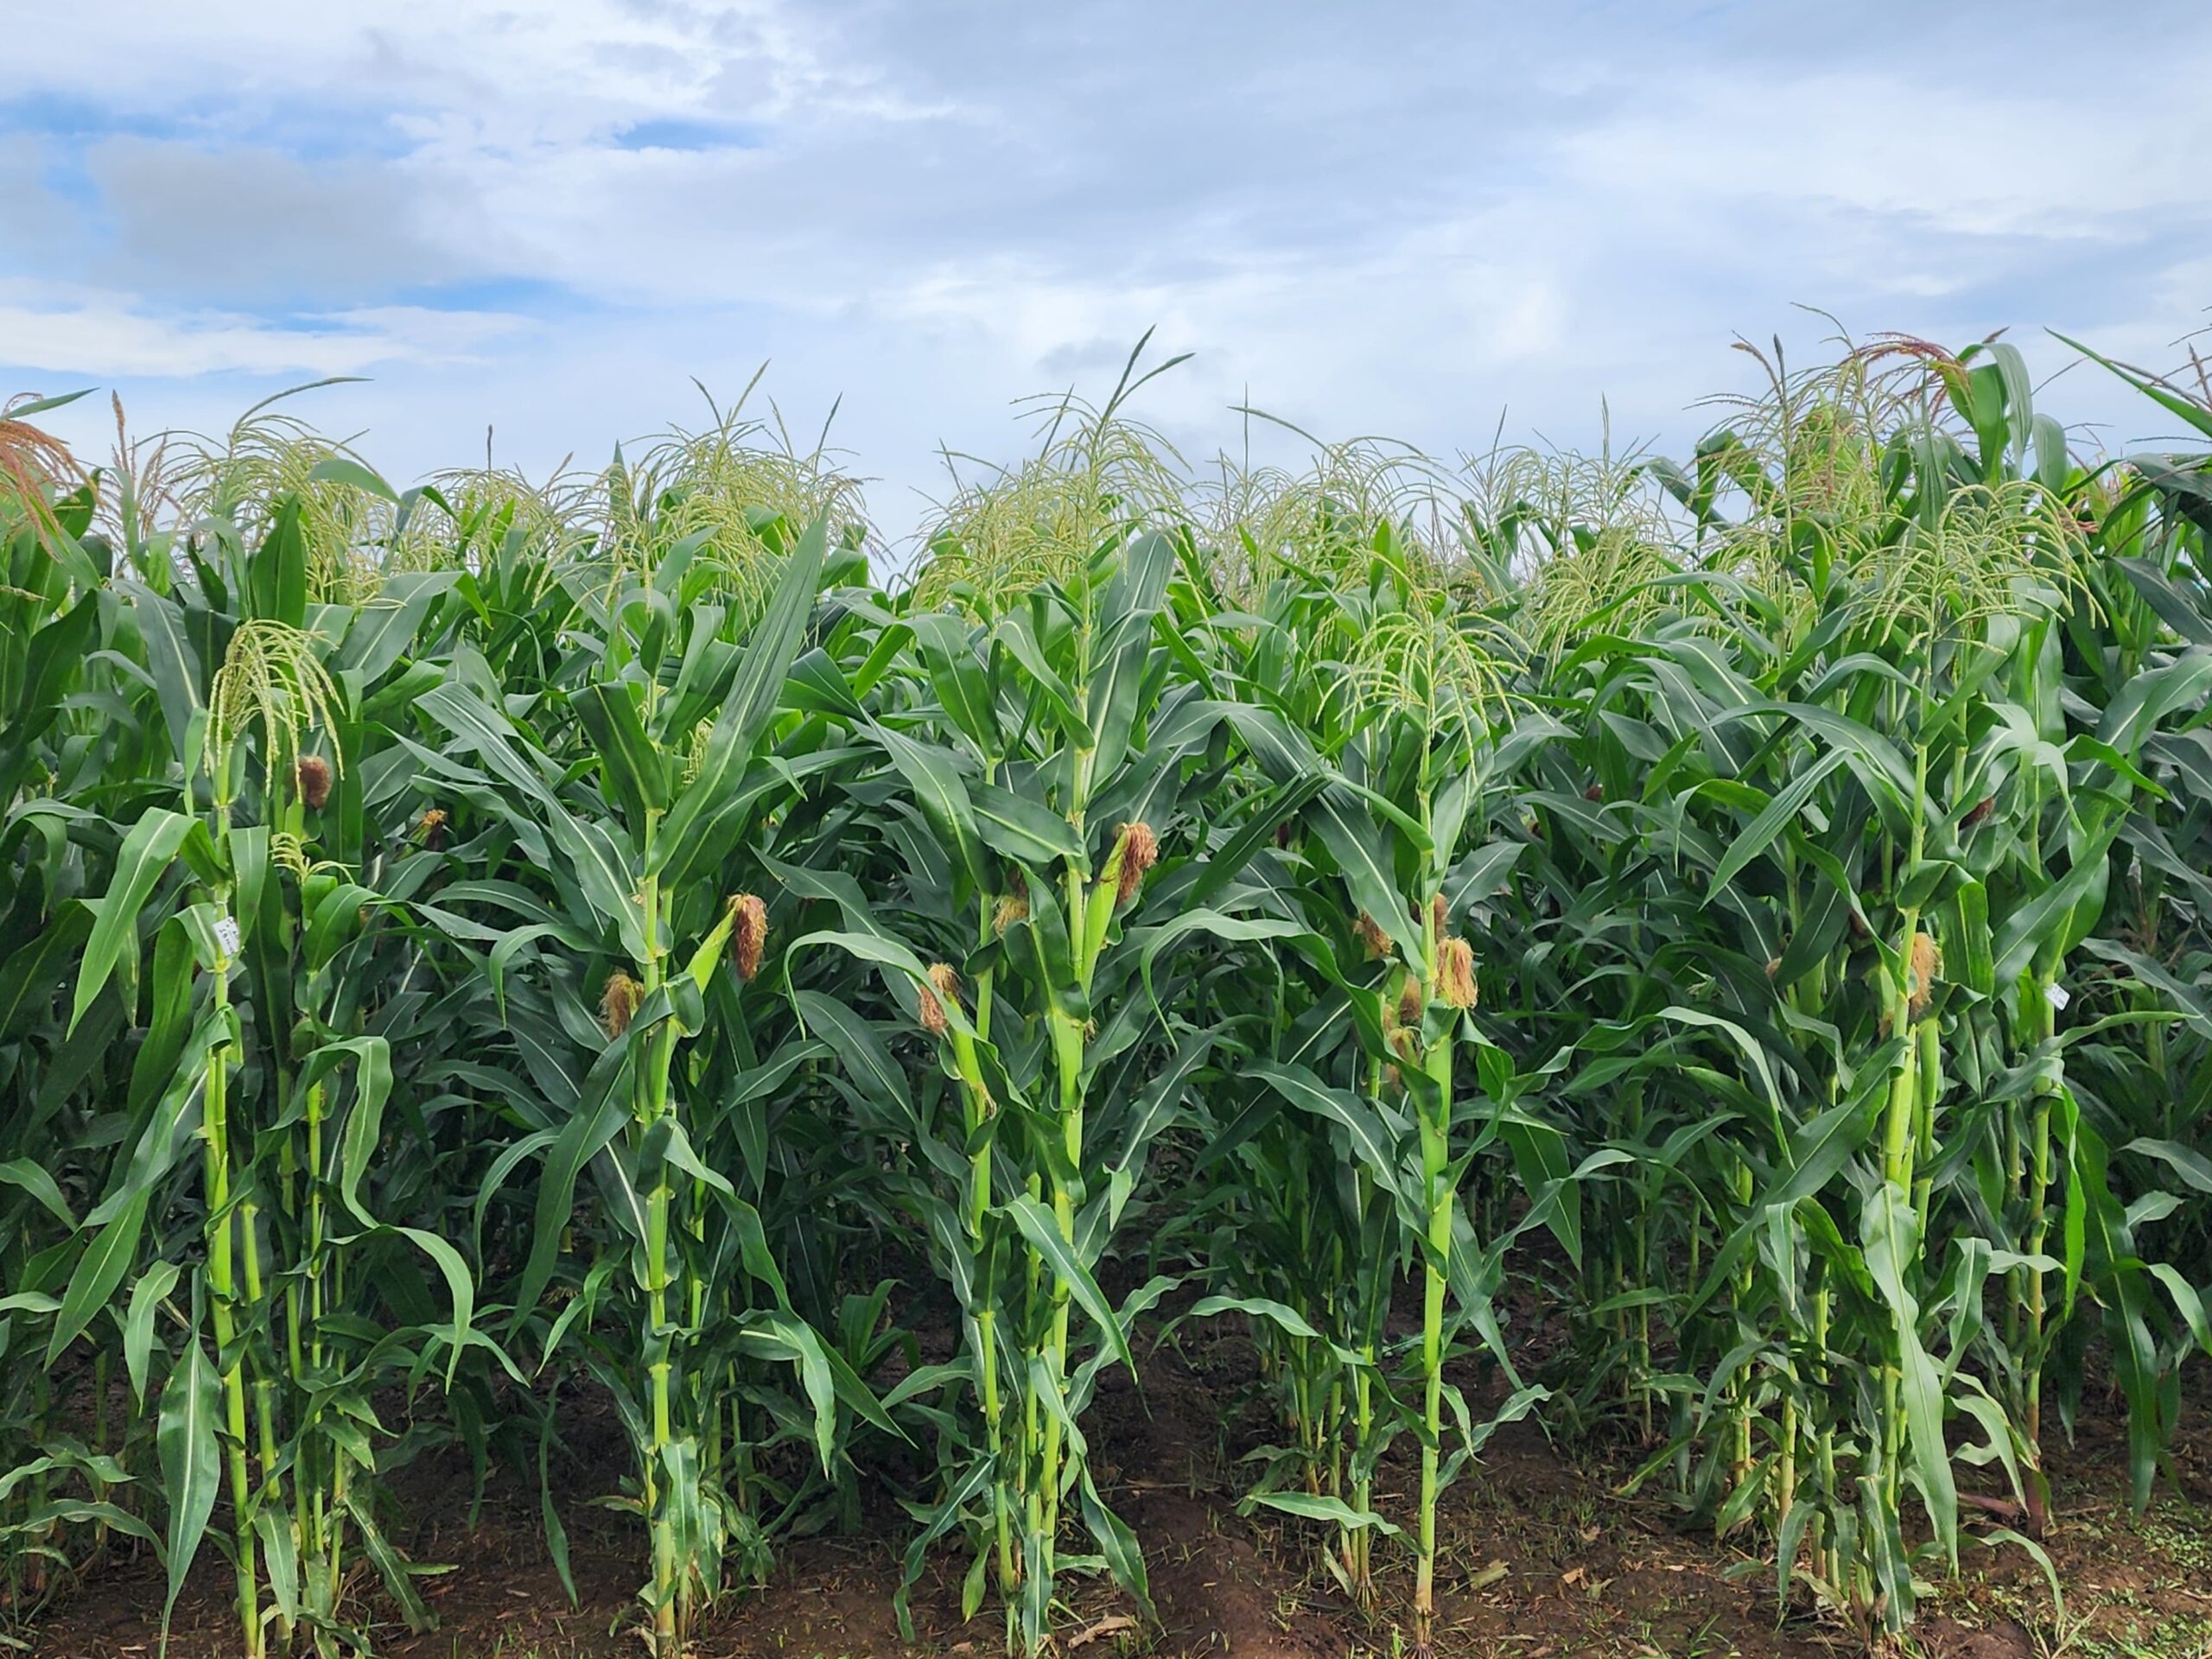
left=2044, top=982, right=2070, bottom=1012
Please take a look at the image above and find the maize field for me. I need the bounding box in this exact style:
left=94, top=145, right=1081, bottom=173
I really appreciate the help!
left=1, top=329, right=2209, bottom=1657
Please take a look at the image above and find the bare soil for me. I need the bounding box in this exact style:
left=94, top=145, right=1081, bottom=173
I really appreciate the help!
left=20, top=1322, right=2212, bottom=1659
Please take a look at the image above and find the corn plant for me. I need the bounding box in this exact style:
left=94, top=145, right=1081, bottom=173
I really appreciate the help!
left=0, top=334, right=2208, bottom=1659
left=413, top=504, right=883, bottom=1655
left=798, top=524, right=1283, bottom=1654
left=1195, top=518, right=1584, bottom=1649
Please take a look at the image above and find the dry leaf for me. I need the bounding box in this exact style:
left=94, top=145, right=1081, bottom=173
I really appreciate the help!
left=1069, top=1612, right=1139, bottom=1649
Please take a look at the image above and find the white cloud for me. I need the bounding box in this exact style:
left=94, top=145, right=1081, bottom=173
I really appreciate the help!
left=0, top=286, right=531, bottom=378
left=1, top=0, right=948, bottom=148
left=82, top=137, right=481, bottom=302
left=1554, top=65, right=2212, bottom=243
left=3, top=1, right=2209, bottom=534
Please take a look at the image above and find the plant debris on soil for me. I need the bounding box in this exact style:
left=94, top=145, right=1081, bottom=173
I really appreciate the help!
left=22, top=1318, right=2211, bottom=1659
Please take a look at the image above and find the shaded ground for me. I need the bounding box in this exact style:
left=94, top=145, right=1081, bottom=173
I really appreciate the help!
left=21, top=1324, right=2212, bottom=1659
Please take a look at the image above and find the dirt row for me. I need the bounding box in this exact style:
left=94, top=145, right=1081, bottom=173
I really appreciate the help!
left=22, top=1321, right=2212, bottom=1658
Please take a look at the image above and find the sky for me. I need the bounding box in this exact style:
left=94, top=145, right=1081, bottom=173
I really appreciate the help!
left=4, top=0, right=2211, bottom=548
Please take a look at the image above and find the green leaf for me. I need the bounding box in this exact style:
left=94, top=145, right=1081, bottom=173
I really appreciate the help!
left=970, top=779, right=1084, bottom=867
left=1243, top=1489, right=1403, bottom=1536
left=875, top=727, right=982, bottom=890
left=794, top=989, right=915, bottom=1123
left=2059, top=332, right=2212, bottom=441
left=73, top=810, right=201, bottom=1033
left=652, top=512, right=828, bottom=886
left=307, top=454, right=399, bottom=502
left=1306, top=789, right=1422, bottom=964
left=1656, top=1005, right=1783, bottom=1122
left=908, top=612, right=997, bottom=753
left=1001, top=1194, right=1135, bottom=1373
left=741, top=1313, right=842, bottom=1474
left=1189, top=1293, right=1324, bottom=1342
left=538, top=1383, right=579, bottom=1607
left=256, top=1503, right=301, bottom=1627
left=2100, top=653, right=2212, bottom=757
left=996, top=605, right=1087, bottom=740
left=1706, top=750, right=1847, bottom=894
left=416, top=683, right=646, bottom=956
left=249, top=495, right=310, bottom=627
left=336, top=570, right=459, bottom=683
left=157, top=1326, right=222, bottom=1642
left=7, top=387, right=94, bottom=418
left=512, top=1062, right=632, bottom=1329
left=346, top=1488, right=435, bottom=1631
left=573, top=680, right=671, bottom=819
left=2123, top=1137, right=2212, bottom=1195
left=1078, top=1464, right=1154, bottom=1616
left=48, top=1189, right=150, bottom=1365
left=9, top=592, right=99, bottom=746
left=1860, top=1182, right=1958, bottom=1561
left=124, top=1261, right=181, bottom=1406
left=127, top=583, right=203, bottom=765
left=1244, top=1059, right=1403, bottom=1192
left=393, top=1224, right=484, bottom=1389
left=0, top=900, right=92, bottom=1043
left=2149, top=1264, right=2212, bottom=1357
left=1993, top=831, right=2114, bottom=986
left=1770, top=1088, right=1885, bottom=1211
left=0, top=1158, right=75, bottom=1230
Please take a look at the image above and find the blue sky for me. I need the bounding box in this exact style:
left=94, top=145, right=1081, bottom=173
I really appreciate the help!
left=4, top=0, right=2210, bottom=545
